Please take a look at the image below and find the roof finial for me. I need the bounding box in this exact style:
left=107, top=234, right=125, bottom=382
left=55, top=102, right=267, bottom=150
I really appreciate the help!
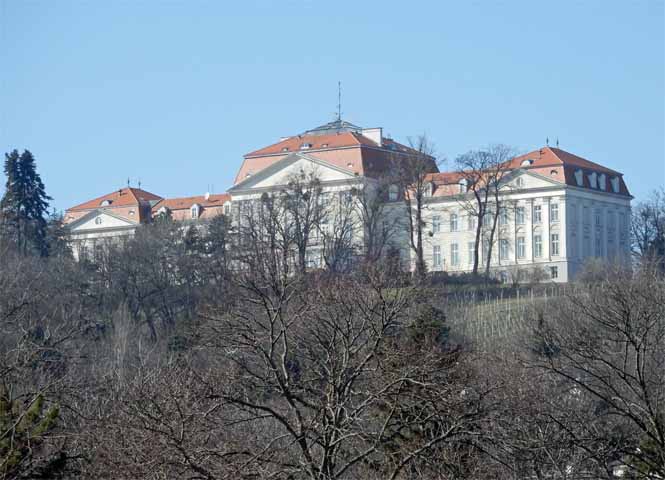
left=337, top=81, right=342, bottom=122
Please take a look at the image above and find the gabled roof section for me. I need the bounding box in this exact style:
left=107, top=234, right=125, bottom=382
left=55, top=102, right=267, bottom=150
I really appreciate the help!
left=152, top=193, right=230, bottom=212
left=237, top=119, right=434, bottom=185
left=244, top=131, right=378, bottom=158
left=67, top=187, right=163, bottom=212
left=65, top=208, right=139, bottom=230
left=507, top=147, right=621, bottom=175
left=230, top=152, right=357, bottom=192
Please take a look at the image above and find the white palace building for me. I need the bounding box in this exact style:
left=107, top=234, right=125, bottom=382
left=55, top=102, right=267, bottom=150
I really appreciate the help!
left=64, top=119, right=632, bottom=282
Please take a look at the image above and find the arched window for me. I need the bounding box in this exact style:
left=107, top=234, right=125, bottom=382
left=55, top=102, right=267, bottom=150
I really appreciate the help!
left=95, top=217, right=102, bottom=225
left=515, top=177, right=524, bottom=188
left=100, top=199, right=112, bottom=207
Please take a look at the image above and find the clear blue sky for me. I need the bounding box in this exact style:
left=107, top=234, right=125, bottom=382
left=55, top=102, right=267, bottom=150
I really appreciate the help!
left=1, top=0, right=663, bottom=211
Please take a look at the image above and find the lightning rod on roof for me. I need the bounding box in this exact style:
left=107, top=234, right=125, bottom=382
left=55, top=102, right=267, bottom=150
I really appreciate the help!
left=546, top=137, right=549, bottom=146
left=127, top=177, right=130, bottom=187
left=556, top=137, right=559, bottom=148
left=337, top=81, right=342, bottom=121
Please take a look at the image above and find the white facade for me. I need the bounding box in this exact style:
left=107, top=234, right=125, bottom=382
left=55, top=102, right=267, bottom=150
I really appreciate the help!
left=390, top=170, right=631, bottom=282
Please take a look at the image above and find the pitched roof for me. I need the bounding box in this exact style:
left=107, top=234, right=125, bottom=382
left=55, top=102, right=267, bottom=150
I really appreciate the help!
left=421, top=146, right=629, bottom=198
left=152, top=193, right=230, bottom=212
left=244, top=131, right=378, bottom=157
left=507, top=147, right=621, bottom=175
left=237, top=130, right=430, bottom=184
left=67, top=187, right=163, bottom=212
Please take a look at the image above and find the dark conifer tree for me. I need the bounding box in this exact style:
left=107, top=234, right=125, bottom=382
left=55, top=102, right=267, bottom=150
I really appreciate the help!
left=0, top=149, right=22, bottom=251
left=0, top=149, right=52, bottom=255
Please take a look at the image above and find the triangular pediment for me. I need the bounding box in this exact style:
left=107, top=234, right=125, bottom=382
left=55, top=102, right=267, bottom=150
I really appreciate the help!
left=499, top=168, right=565, bottom=191
left=229, top=153, right=356, bottom=192
left=67, top=209, right=138, bottom=232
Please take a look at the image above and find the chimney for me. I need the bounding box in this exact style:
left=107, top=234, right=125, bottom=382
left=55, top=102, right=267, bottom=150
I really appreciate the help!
left=361, top=127, right=383, bottom=146
left=204, top=192, right=210, bottom=201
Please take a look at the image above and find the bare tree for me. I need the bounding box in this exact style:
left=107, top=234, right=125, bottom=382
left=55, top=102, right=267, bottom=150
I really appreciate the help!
left=390, top=135, right=439, bottom=280
left=319, top=190, right=357, bottom=273
left=456, top=145, right=515, bottom=277
left=528, top=260, right=665, bottom=477
left=194, top=266, right=489, bottom=479
left=352, top=177, right=401, bottom=265
left=632, top=188, right=665, bottom=268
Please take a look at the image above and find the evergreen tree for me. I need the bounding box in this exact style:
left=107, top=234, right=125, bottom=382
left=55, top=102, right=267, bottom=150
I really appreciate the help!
left=0, top=150, right=21, bottom=251
left=0, top=150, right=52, bottom=256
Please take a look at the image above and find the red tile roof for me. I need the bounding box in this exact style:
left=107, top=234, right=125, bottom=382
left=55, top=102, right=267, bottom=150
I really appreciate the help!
left=236, top=133, right=430, bottom=184
left=152, top=193, right=230, bottom=212
left=423, top=147, right=629, bottom=198
left=507, top=147, right=621, bottom=175
left=67, top=187, right=163, bottom=212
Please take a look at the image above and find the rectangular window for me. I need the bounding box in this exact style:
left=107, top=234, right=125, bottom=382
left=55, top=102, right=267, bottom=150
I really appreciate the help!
left=450, top=243, right=459, bottom=266
left=516, top=207, right=525, bottom=225
left=517, top=237, right=526, bottom=259
left=533, top=205, right=542, bottom=224
left=595, top=236, right=602, bottom=257
left=551, top=233, right=560, bottom=256
left=450, top=213, right=458, bottom=232
left=482, top=239, right=490, bottom=262
left=467, top=215, right=476, bottom=231
left=432, top=215, right=441, bottom=234
left=433, top=245, right=442, bottom=268
left=306, top=251, right=321, bottom=269
left=499, top=239, right=509, bottom=261
left=482, top=210, right=493, bottom=227
left=595, top=209, right=602, bottom=227
left=388, top=185, right=399, bottom=201
left=550, top=203, right=559, bottom=223
left=583, top=206, right=590, bottom=225
left=534, top=235, right=542, bottom=258
left=550, top=266, right=558, bottom=279
left=499, top=208, right=509, bottom=226
left=467, top=241, right=475, bottom=265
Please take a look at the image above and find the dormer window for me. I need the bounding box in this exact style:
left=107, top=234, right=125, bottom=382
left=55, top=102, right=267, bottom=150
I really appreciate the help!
left=521, top=159, right=534, bottom=166
left=598, top=173, right=606, bottom=190
left=281, top=147, right=289, bottom=152
left=191, top=204, right=200, bottom=219
left=610, top=176, right=620, bottom=193
left=550, top=169, right=558, bottom=176
left=321, top=143, right=329, bottom=148
left=574, top=169, right=584, bottom=186
left=388, top=185, right=399, bottom=201
left=129, top=209, right=135, bottom=216
left=588, top=172, right=598, bottom=189
left=300, top=143, right=313, bottom=150
left=100, top=199, right=112, bottom=206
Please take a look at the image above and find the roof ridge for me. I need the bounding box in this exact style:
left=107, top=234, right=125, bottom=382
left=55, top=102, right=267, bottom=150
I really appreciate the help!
left=548, top=147, right=621, bottom=174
